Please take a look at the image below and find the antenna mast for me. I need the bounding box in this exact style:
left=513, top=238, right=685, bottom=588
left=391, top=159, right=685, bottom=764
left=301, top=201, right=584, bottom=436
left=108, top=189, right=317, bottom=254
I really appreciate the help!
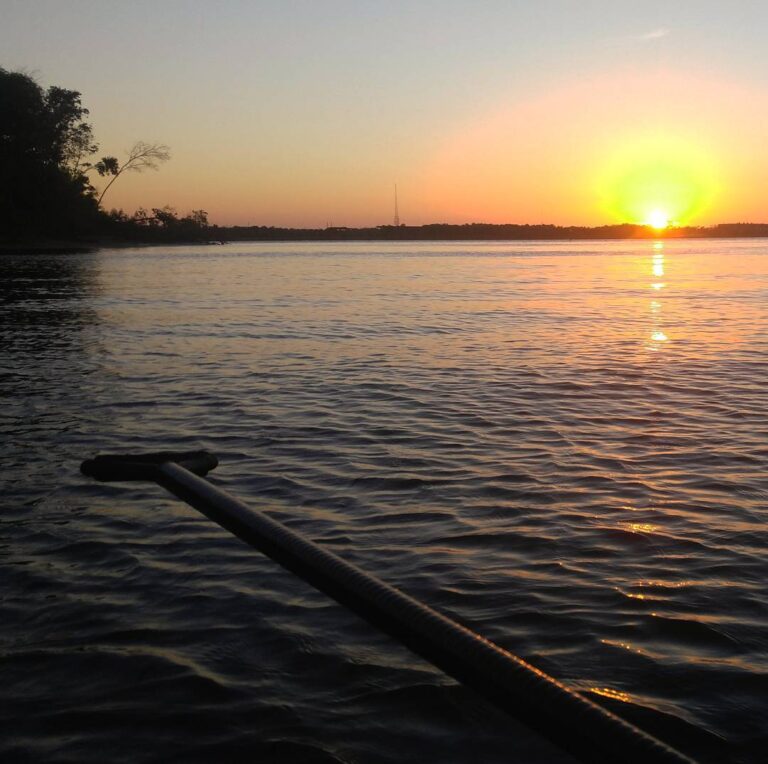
left=394, top=184, right=400, bottom=227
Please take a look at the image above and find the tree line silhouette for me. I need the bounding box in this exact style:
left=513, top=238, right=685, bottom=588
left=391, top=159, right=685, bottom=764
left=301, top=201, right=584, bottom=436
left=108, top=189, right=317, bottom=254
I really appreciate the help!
left=215, top=222, right=768, bottom=242
left=0, top=68, right=208, bottom=243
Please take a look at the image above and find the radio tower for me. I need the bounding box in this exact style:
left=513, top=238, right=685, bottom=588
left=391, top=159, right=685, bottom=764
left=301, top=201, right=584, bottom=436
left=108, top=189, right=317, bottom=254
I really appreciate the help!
left=393, top=184, right=400, bottom=227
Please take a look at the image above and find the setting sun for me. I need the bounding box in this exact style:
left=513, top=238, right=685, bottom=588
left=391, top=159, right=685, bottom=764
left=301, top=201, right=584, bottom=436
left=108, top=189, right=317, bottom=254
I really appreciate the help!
left=646, top=209, right=670, bottom=229
left=598, top=134, right=718, bottom=227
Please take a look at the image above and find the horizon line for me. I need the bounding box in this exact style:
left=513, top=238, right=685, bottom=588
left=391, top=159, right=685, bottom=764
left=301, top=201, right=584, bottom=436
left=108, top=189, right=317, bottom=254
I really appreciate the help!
left=221, top=221, right=768, bottom=230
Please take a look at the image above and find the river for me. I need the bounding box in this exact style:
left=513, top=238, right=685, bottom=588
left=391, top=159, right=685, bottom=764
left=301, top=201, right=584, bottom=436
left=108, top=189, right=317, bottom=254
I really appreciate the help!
left=2, top=240, right=766, bottom=763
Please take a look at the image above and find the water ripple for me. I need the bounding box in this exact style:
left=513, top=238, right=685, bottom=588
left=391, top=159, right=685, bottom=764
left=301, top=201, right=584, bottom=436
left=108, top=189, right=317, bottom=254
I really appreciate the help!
left=2, top=241, right=768, bottom=763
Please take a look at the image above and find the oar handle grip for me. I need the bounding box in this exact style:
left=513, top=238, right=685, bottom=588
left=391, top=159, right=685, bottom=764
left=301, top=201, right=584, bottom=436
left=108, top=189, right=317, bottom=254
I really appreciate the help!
left=81, top=450, right=218, bottom=482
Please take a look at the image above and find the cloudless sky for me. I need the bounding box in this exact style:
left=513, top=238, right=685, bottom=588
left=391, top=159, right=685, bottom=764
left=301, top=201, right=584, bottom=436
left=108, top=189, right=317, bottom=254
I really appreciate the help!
left=3, top=0, right=768, bottom=226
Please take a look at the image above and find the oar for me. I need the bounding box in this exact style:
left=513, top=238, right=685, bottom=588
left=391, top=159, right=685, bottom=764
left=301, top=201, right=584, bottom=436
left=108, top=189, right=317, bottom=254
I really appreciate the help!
left=81, top=451, right=696, bottom=764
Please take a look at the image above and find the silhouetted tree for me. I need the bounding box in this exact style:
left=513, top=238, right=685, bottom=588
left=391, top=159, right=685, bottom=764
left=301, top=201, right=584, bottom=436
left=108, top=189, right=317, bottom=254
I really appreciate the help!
left=0, top=68, right=101, bottom=238
left=0, top=68, right=180, bottom=241
left=101, top=204, right=209, bottom=242
left=184, top=209, right=208, bottom=228
left=93, top=141, right=171, bottom=205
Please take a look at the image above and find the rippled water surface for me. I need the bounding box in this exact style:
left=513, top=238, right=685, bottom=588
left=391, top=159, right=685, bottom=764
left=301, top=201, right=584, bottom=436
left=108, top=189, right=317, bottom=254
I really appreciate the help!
left=2, top=240, right=767, bottom=763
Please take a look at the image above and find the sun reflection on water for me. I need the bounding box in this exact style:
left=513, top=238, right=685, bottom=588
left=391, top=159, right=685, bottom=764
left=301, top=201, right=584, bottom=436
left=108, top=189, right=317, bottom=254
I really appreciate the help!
left=647, top=242, right=669, bottom=348
left=625, top=522, right=659, bottom=534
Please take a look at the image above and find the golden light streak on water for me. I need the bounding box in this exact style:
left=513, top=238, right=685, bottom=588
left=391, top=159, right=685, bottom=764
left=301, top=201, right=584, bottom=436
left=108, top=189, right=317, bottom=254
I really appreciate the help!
left=626, top=523, right=659, bottom=534
left=589, top=687, right=634, bottom=704
left=647, top=242, right=669, bottom=348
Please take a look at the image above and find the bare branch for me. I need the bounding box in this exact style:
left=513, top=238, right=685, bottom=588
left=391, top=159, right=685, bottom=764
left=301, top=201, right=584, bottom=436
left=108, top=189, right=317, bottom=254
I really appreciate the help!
left=122, top=141, right=171, bottom=173
left=97, top=141, right=171, bottom=206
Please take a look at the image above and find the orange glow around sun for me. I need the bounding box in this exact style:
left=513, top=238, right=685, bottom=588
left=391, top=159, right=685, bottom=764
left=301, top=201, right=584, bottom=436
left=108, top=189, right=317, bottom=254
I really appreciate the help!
left=596, top=133, right=719, bottom=227
left=98, top=67, right=765, bottom=227
left=407, top=70, right=758, bottom=228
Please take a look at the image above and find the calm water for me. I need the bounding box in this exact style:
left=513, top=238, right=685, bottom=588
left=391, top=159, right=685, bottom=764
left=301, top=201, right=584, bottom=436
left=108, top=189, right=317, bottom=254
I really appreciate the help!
left=2, top=240, right=767, bottom=763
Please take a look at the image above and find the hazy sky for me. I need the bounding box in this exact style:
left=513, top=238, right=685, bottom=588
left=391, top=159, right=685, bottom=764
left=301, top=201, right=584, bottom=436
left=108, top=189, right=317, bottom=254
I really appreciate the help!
left=3, top=0, right=768, bottom=226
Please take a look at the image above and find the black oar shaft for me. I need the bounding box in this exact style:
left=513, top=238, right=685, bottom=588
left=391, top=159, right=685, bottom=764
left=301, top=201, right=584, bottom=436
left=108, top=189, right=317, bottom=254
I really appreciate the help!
left=144, top=460, right=694, bottom=764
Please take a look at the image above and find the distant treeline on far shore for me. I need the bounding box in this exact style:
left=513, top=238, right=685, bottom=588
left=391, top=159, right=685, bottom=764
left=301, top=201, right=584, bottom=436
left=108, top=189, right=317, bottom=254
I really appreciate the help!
left=209, top=222, right=768, bottom=241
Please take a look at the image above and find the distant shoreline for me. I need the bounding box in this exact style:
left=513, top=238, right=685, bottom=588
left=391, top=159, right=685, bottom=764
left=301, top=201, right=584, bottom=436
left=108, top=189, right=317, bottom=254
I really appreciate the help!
left=211, top=222, right=768, bottom=242
left=4, top=222, right=768, bottom=254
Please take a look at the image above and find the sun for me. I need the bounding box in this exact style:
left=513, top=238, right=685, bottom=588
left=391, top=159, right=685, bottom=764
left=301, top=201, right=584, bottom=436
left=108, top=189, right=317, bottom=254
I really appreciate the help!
left=597, top=134, right=718, bottom=227
left=646, top=209, right=670, bottom=229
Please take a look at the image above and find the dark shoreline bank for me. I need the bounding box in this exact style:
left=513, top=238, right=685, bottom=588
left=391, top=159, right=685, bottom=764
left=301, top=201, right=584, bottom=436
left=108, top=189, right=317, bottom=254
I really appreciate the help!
left=4, top=222, right=768, bottom=254
left=215, top=221, right=768, bottom=242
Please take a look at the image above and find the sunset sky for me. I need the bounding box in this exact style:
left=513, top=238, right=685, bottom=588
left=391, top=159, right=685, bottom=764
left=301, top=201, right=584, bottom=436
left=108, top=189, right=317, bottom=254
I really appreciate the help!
left=3, top=0, right=768, bottom=227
